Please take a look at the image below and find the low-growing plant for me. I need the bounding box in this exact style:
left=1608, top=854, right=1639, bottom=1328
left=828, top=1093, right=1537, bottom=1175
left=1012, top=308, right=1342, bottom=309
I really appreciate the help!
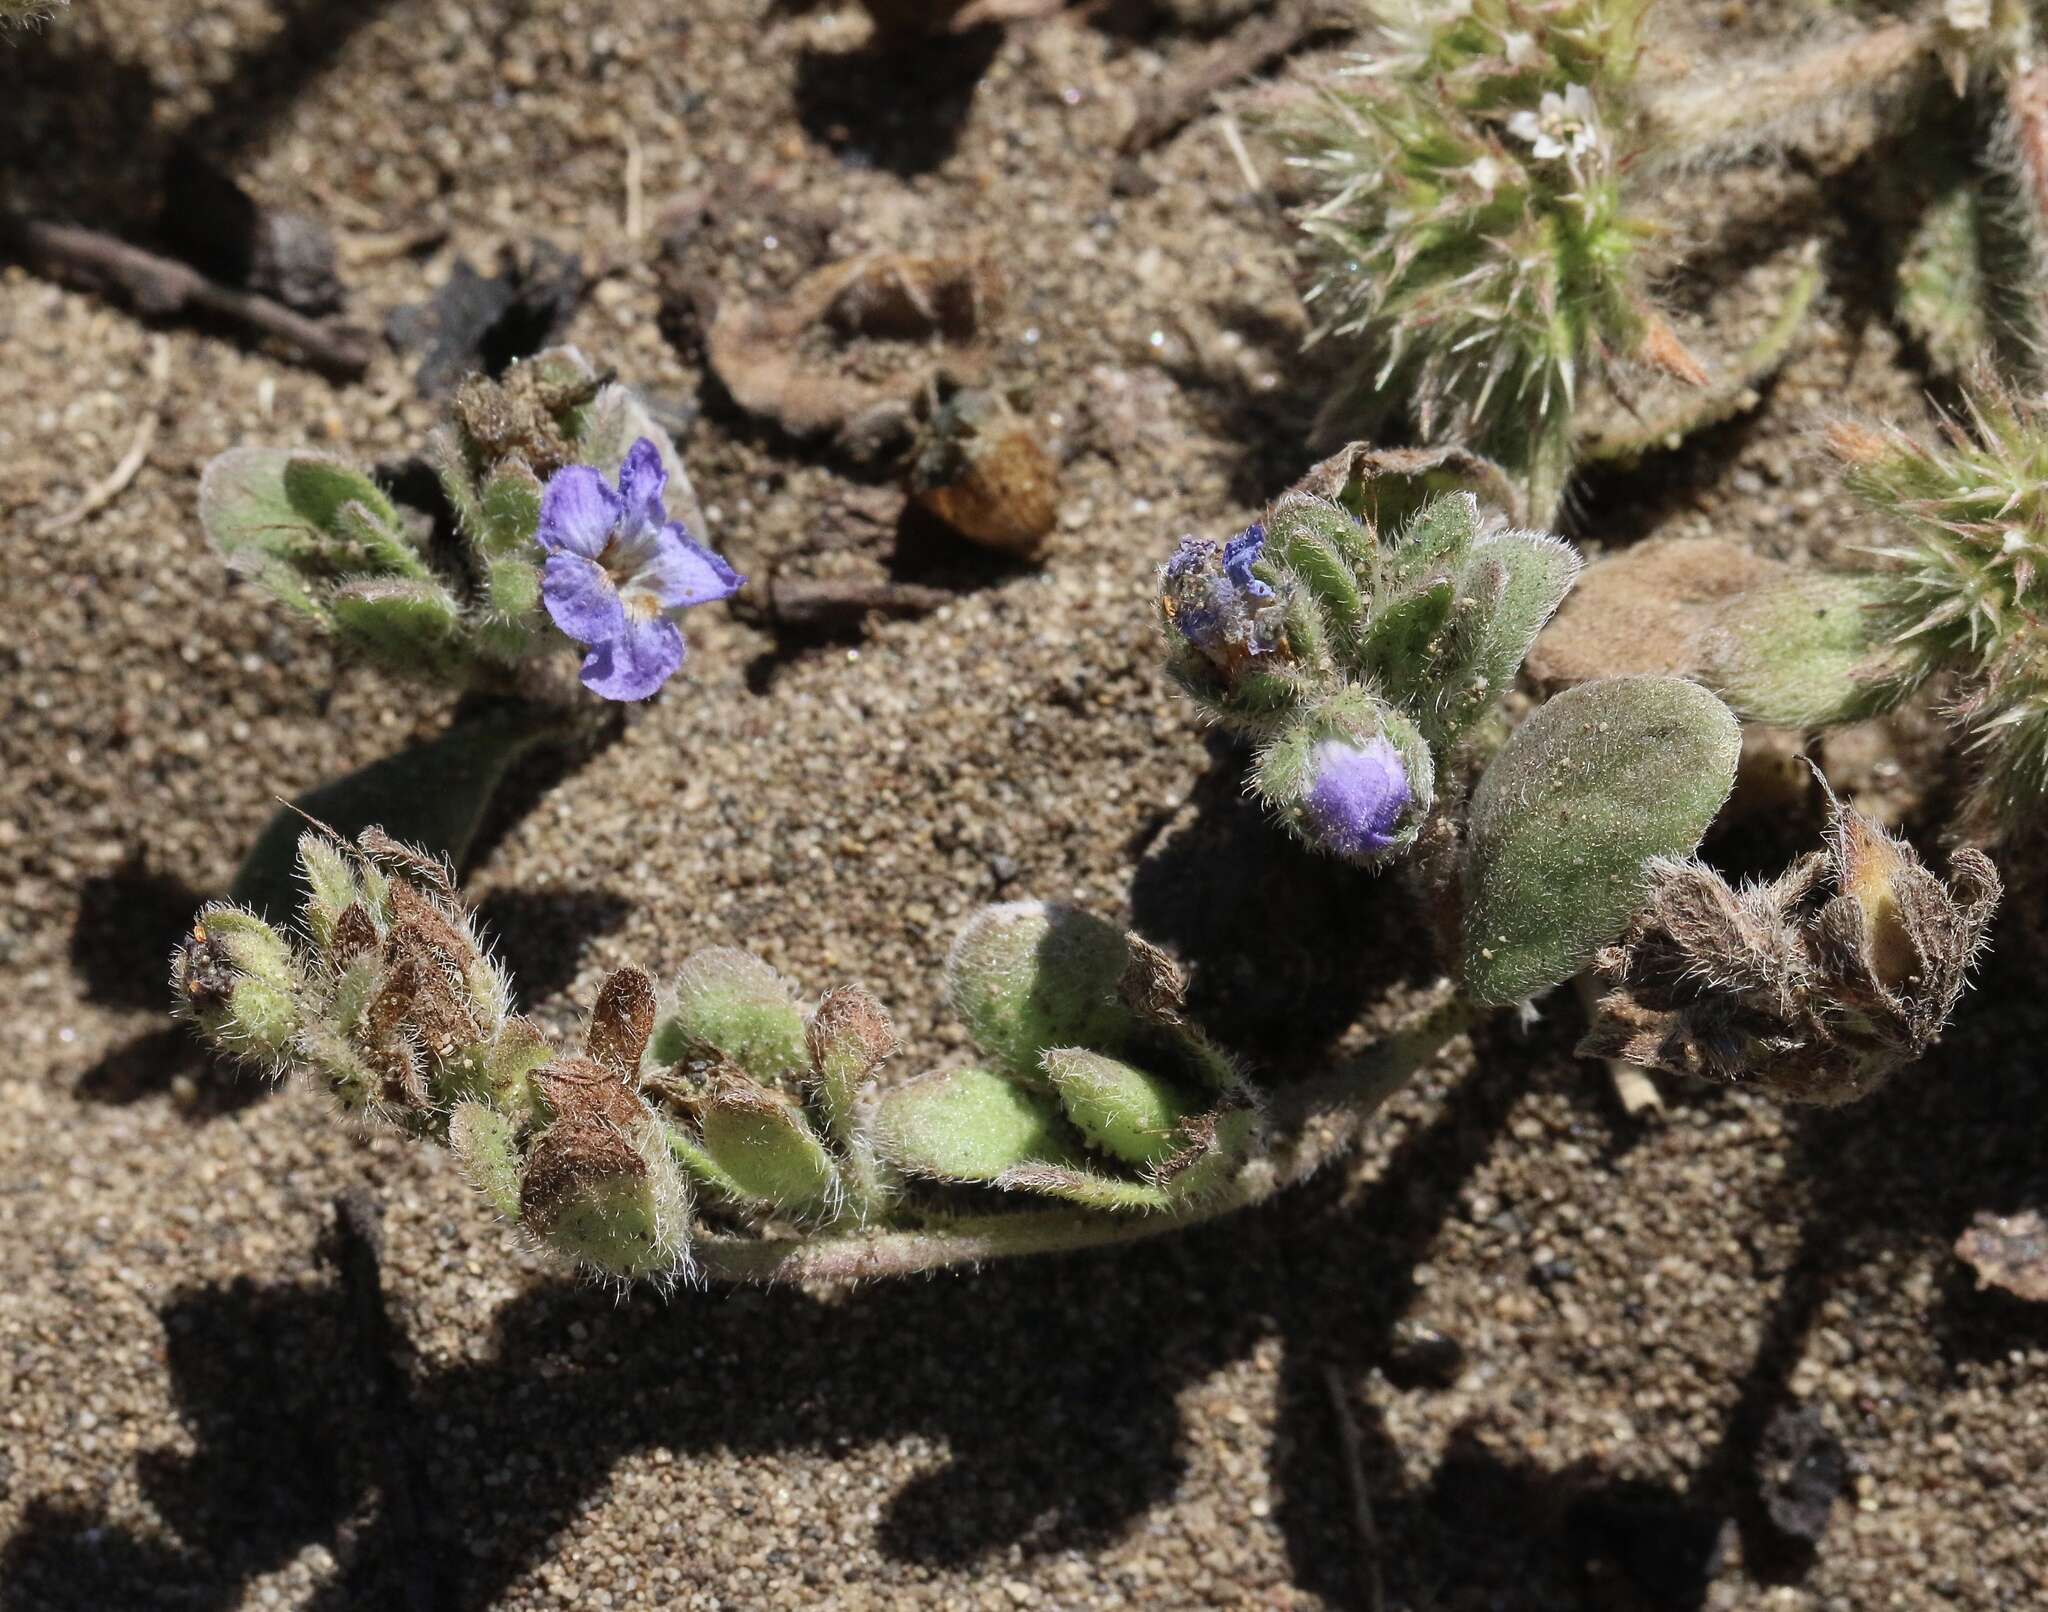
left=176, top=445, right=2001, bottom=1290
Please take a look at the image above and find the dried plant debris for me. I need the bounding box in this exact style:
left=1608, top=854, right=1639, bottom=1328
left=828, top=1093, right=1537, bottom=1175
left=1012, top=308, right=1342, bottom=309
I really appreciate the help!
left=387, top=242, right=586, bottom=398
left=704, top=252, right=1005, bottom=451
left=908, top=382, right=1058, bottom=557
left=1581, top=798, right=1999, bottom=1105
left=1956, top=1209, right=2048, bottom=1303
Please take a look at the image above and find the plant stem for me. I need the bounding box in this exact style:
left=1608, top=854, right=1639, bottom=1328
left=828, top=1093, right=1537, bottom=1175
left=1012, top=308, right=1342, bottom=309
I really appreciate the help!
left=1580, top=249, right=1824, bottom=465
left=694, top=989, right=1478, bottom=1285
left=1636, top=21, right=1937, bottom=168
left=1997, top=51, right=2048, bottom=376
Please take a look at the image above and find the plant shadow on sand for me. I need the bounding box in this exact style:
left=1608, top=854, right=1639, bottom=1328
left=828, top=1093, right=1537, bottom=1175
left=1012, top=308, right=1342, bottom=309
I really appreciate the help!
left=17, top=907, right=2048, bottom=1609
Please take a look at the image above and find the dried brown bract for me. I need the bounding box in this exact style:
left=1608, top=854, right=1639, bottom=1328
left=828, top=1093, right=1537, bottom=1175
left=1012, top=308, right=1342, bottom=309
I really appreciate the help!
left=1580, top=800, right=1999, bottom=1104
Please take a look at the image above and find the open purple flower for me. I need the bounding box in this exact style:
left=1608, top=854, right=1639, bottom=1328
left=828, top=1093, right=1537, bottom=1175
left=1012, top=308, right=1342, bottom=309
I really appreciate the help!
left=535, top=439, right=743, bottom=700
left=1302, top=737, right=1411, bottom=857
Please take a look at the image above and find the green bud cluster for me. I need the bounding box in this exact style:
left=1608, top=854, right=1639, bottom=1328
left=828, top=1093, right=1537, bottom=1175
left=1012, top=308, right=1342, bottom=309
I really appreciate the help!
left=1163, top=470, right=1580, bottom=869
left=176, top=837, right=1270, bottom=1285
left=873, top=903, right=1257, bottom=1213
left=197, top=346, right=700, bottom=698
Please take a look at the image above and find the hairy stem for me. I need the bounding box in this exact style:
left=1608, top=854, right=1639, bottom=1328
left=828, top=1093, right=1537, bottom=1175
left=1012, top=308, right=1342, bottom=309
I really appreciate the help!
left=1997, top=54, right=2048, bottom=377
left=1580, top=250, right=1823, bottom=464
left=1637, top=20, right=1936, bottom=168
left=694, top=989, right=1477, bottom=1285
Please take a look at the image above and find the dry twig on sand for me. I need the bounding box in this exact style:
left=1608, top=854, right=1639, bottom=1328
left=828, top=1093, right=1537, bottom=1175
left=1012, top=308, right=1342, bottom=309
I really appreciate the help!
left=2, top=215, right=375, bottom=378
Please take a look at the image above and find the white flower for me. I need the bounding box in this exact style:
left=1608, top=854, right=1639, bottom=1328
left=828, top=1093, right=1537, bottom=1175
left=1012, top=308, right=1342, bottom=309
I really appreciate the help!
left=1468, top=154, right=1505, bottom=193
left=1945, top=0, right=1991, bottom=32
left=1502, top=30, right=1539, bottom=67
left=1507, top=83, right=1599, bottom=161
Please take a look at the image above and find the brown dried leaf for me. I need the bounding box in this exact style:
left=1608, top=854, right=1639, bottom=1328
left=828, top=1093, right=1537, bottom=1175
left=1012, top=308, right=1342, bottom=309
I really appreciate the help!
left=584, top=966, right=657, bottom=1076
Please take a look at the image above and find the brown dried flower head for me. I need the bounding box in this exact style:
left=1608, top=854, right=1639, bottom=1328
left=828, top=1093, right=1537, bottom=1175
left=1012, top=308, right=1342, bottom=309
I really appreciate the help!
left=1580, top=798, right=1999, bottom=1104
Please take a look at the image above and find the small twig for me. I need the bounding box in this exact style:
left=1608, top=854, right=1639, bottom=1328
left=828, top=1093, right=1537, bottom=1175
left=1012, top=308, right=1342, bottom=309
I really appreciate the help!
left=1119, top=1, right=1350, bottom=156
left=1216, top=111, right=1267, bottom=196
left=737, top=575, right=956, bottom=631
left=1, top=214, right=375, bottom=378
left=36, top=338, right=170, bottom=537
left=1321, top=1363, right=1387, bottom=1612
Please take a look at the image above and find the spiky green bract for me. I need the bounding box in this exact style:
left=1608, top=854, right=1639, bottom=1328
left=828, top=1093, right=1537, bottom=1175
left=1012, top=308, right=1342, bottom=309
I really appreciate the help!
left=1164, top=486, right=1579, bottom=866
left=198, top=345, right=701, bottom=698
left=1461, top=675, right=1741, bottom=1005
left=1832, top=382, right=2048, bottom=827
left=1278, top=0, right=1658, bottom=516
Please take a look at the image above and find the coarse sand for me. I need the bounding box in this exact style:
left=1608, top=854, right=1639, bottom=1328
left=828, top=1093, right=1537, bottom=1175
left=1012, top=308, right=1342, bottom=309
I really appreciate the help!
left=2, top=1, right=2044, bottom=1608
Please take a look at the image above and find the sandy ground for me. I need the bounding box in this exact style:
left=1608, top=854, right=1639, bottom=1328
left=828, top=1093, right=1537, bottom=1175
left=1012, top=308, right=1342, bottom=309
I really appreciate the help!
left=3, top=1, right=2045, bottom=1608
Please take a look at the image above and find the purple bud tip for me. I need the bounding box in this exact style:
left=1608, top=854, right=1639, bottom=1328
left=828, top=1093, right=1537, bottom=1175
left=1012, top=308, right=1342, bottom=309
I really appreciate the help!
left=1304, top=737, right=1411, bottom=857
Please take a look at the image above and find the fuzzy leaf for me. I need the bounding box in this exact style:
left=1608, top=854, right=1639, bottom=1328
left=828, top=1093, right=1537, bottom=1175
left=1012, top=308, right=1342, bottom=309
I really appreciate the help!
left=947, top=902, right=1138, bottom=1084
left=1044, top=1047, right=1200, bottom=1167
left=875, top=1066, right=1070, bottom=1182
left=690, top=1082, right=842, bottom=1216
left=329, top=577, right=472, bottom=682
left=450, top=1101, right=523, bottom=1218
left=282, top=456, right=410, bottom=552
left=230, top=704, right=559, bottom=923
left=651, top=950, right=809, bottom=1083
left=1428, top=527, right=1581, bottom=742
left=198, top=447, right=335, bottom=617
left=1462, top=675, right=1740, bottom=1005
left=1696, top=572, right=1903, bottom=727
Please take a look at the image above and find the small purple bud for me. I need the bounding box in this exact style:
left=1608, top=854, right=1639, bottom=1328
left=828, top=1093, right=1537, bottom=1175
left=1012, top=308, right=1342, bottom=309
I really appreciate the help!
left=1303, top=737, right=1411, bottom=856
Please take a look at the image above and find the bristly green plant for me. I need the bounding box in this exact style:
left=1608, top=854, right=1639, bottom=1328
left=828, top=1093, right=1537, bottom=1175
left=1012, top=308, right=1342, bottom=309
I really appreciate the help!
left=1275, top=0, right=1709, bottom=521
left=1267, top=0, right=2048, bottom=521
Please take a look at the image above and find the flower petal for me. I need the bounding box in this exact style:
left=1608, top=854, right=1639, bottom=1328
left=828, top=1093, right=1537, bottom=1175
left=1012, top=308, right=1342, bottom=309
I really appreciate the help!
left=615, top=437, right=668, bottom=533
left=635, top=525, right=745, bottom=608
left=536, top=465, right=620, bottom=558
left=579, top=616, right=685, bottom=701
left=542, top=553, right=627, bottom=645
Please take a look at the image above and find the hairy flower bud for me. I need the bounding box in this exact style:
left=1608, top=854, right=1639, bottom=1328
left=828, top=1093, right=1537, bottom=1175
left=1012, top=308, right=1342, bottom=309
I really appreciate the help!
left=1580, top=800, right=2000, bottom=1104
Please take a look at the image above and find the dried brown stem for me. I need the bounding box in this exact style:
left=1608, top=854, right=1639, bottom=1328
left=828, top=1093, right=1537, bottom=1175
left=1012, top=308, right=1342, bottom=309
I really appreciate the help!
left=1, top=215, right=375, bottom=378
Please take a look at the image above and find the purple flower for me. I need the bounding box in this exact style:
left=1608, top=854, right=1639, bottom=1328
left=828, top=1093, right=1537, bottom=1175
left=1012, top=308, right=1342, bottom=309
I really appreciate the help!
left=535, top=439, right=743, bottom=701
left=1303, top=737, right=1411, bottom=857
left=1161, top=523, right=1281, bottom=672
